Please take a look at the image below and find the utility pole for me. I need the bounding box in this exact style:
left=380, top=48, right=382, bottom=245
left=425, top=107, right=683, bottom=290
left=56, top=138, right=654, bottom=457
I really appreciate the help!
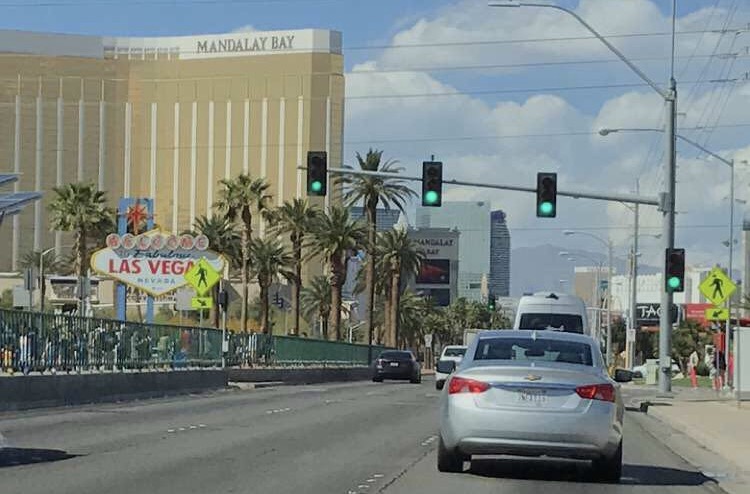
left=629, top=180, right=640, bottom=369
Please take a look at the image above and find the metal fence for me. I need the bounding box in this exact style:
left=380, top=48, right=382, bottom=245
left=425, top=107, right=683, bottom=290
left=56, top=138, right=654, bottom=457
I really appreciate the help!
left=0, top=309, right=385, bottom=374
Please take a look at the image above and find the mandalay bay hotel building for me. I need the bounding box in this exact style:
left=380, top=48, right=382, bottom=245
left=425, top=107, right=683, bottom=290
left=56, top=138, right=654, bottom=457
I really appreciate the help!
left=0, top=28, right=344, bottom=272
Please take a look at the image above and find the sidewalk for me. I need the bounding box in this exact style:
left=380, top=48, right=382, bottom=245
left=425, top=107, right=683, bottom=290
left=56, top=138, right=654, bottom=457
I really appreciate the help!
left=628, top=384, right=750, bottom=487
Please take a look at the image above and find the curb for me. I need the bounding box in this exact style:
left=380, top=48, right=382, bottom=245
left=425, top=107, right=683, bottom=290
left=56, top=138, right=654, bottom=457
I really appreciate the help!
left=639, top=407, right=750, bottom=494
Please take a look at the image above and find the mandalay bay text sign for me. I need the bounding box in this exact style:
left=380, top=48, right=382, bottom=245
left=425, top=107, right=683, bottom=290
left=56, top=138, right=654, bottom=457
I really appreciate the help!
left=197, top=34, right=295, bottom=55
left=90, top=229, right=227, bottom=297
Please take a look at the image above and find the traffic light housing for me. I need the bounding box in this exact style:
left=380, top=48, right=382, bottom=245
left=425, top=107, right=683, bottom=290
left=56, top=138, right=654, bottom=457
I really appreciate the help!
left=307, top=151, right=327, bottom=196
left=536, top=172, right=557, bottom=218
left=422, top=161, right=443, bottom=207
left=665, top=248, right=685, bottom=292
left=488, top=294, right=496, bottom=311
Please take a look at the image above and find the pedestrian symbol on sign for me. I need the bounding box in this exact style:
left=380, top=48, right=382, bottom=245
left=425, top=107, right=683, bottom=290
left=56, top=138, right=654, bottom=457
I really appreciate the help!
left=711, top=276, right=724, bottom=299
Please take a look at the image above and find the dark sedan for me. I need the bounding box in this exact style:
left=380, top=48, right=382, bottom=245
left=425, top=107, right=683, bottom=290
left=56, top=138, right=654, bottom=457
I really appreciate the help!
left=372, top=350, right=421, bottom=383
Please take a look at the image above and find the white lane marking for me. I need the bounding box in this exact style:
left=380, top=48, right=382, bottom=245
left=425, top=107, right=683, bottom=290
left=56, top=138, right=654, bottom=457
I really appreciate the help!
left=366, top=478, right=376, bottom=483
left=372, top=474, right=384, bottom=478
left=198, top=424, right=206, bottom=428
left=189, top=425, right=197, bottom=429
left=178, top=427, right=186, bottom=431
left=357, top=485, right=369, bottom=489
left=167, top=429, right=175, bottom=433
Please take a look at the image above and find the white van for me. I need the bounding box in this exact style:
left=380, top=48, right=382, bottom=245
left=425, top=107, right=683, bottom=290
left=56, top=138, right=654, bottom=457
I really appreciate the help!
left=513, top=292, right=588, bottom=335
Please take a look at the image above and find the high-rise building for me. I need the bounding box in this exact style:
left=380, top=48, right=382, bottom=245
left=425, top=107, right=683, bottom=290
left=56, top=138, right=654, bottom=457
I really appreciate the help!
left=416, top=201, right=490, bottom=301
left=489, top=210, right=511, bottom=296
left=406, top=227, right=459, bottom=307
left=349, top=206, right=401, bottom=231
left=0, top=28, right=344, bottom=271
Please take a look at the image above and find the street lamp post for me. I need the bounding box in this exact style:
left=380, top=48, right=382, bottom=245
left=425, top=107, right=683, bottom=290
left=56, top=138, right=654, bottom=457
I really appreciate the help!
left=490, top=0, right=679, bottom=392
left=564, top=231, right=614, bottom=366
left=600, top=127, right=746, bottom=388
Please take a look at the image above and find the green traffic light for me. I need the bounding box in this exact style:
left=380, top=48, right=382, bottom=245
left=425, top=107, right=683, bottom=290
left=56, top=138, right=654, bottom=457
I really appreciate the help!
left=310, top=181, right=323, bottom=193
left=538, top=201, right=554, bottom=216
left=667, top=276, right=681, bottom=289
left=424, top=190, right=440, bottom=205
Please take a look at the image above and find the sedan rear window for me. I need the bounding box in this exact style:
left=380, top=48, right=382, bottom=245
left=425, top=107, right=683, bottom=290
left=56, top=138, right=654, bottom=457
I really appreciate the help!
left=379, top=351, right=413, bottom=361
left=474, top=337, right=594, bottom=366
left=518, top=313, right=584, bottom=333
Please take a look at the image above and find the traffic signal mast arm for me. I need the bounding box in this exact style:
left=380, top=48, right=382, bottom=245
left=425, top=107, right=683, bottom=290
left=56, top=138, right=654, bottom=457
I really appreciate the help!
left=324, top=167, right=659, bottom=207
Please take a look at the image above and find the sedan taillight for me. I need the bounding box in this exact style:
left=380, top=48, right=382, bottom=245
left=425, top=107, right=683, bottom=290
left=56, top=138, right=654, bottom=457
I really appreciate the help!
left=575, top=383, right=616, bottom=402
left=448, top=376, right=490, bottom=394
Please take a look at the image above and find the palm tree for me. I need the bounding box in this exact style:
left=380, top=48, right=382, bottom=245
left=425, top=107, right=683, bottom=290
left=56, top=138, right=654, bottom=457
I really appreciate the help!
left=268, top=199, right=320, bottom=336
left=300, top=275, right=333, bottom=339
left=340, top=149, right=416, bottom=357
left=398, top=291, right=428, bottom=350
left=48, top=183, right=114, bottom=281
left=310, top=206, right=365, bottom=341
left=214, top=174, right=271, bottom=332
left=249, top=236, right=293, bottom=334
left=20, top=250, right=64, bottom=274
left=378, top=229, right=425, bottom=347
left=191, top=215, right=240, bottom=327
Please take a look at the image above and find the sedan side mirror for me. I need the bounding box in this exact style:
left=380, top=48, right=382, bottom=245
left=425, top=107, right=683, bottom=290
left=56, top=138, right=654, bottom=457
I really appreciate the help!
left=436, top=360, right=456, bottom=374
left=613, top=368, right=634, bottom=383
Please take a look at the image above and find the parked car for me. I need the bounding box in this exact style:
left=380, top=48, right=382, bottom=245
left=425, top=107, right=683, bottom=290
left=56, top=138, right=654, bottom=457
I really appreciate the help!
left=438, top=329, right=631, bottom=482
left=631, top=360, right=681, bottom=379
left=372, top=350, right=422, bottom=383
left=435, top=345, right=467, bottom=390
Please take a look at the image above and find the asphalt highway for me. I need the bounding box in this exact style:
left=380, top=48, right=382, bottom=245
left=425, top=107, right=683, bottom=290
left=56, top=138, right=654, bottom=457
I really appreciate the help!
left=0, top=379, right=724, bottom=494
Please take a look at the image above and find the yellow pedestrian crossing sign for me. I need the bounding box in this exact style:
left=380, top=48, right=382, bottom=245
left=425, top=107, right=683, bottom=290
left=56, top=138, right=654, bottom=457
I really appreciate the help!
left=705, top=307, right=729, bottom=321
left=191, top=297, right=213, bottom=310
left=699, top=267, right=736, bottom=306
left=185, top=258, right=221, bottom=296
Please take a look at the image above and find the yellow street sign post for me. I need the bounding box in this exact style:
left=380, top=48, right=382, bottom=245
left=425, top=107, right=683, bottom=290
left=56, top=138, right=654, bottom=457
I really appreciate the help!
left=705, top=307, right=729, bottom=321
left=184, top=258, right=221, bottom=296
left=191, top=296, right=213, bottom=310
left=699, top=267, right=736, bottom=306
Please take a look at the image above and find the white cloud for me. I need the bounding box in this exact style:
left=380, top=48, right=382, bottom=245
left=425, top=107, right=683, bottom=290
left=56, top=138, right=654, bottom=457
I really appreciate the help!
left=344, top=0, right=750, bottom=270
left=231, top=24, right=257, bottom=33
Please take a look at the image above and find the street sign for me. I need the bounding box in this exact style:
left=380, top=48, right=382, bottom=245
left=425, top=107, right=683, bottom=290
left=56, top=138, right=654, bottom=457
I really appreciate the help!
left=699, top=267, right=736, bottom=306
left=626, top=328, right=636, bottom=343
left=705, top=307, right=729, bottom=321
left=191, top=296, right=213, bottom=310
left=184, top=258, right=221, bottom=296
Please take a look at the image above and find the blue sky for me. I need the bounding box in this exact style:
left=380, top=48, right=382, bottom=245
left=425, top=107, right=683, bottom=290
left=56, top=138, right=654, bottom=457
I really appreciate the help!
left=2, top=0, right=750, bottom=265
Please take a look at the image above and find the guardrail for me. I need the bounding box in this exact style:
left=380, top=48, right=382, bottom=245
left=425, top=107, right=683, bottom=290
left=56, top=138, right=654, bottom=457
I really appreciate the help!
left=0, top=309, right=386, bottom=374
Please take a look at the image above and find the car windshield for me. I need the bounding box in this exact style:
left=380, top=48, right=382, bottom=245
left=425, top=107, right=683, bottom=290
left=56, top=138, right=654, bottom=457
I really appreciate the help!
left=518, top=313, right=584, bottom=333
left=379, top=351, right=412, bottom=361
left=474, top=337, right=594, bottom=366
left=443, top=348, right=466, bottom=357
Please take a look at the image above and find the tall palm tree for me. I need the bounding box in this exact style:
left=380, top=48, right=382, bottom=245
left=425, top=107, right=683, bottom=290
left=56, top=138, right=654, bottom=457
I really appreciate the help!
left=48, top=183, right=114, bottom=281
left=268, top=199, right=320, bottom=336
left=398, top=291, right=428, bottom=350
left=249, top=236, right=293, bottom=334
left=378, top=229, right=425, bottom=347
left=339, top=149, right=416, bottom=357
left=300, top=275, right=333, bottom=339
left=191, top=215, right=240, bottom=327
left=310, top=206, right=365, bottom=341
left=214, top=174, right=271, bottom=332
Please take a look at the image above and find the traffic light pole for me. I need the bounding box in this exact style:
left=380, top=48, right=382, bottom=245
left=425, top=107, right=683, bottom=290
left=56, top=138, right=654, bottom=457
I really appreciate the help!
left=326, top=168, right=660, bottom=207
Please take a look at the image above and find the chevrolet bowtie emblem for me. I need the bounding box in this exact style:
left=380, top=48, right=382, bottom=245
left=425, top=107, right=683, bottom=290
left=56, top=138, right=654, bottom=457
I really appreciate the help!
left=524, top=374, right=542, bottom=381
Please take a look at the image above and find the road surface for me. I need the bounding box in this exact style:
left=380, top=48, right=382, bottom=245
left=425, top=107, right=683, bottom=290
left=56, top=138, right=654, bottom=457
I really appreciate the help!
left=0, top=379, right=723, bottom=494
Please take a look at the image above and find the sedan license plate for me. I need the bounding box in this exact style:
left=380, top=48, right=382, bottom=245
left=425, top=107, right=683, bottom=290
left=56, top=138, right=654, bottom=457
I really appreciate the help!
left=518, top=389, right=548, bottom=405
left=390, top=362, right=399, bottom=367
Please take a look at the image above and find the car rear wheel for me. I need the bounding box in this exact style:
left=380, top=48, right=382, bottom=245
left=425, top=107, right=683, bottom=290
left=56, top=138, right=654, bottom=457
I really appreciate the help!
left=435, top=380, right=444, bottom=390
left=592, top=440, right=622, bottom=482
left=437, top=437, right=464, bottom=473
left=410, top=373, right=422, bottom=384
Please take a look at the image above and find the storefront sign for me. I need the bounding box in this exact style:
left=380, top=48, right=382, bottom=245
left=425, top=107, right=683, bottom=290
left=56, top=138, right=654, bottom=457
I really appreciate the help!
left=90, top=229, right=226, bottom=297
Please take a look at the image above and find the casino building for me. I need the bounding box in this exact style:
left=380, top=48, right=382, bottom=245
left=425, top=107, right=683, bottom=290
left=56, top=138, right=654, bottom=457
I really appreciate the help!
left=0, top=28, right=344, bottom=272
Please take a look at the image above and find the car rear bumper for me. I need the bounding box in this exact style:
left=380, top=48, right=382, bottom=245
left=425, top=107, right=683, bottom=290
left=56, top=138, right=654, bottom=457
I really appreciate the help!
left=441, top=397, right=621, bottom=459
left=374, top=367, right=415, bottom=379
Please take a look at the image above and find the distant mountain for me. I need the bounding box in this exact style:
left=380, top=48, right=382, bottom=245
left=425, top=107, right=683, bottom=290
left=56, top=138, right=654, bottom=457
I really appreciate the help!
left=510, top=244, right=659, bottom=296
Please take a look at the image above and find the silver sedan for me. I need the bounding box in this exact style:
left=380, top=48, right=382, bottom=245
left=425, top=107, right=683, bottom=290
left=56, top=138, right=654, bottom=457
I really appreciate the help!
left=438, top=330, right=631, bottom=482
